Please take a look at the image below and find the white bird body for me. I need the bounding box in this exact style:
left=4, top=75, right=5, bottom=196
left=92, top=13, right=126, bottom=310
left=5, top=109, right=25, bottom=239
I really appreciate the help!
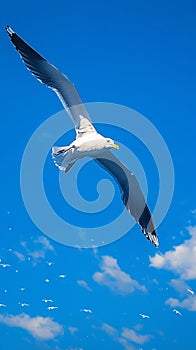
left=47, top=306, right=58, bottom=310
left=42, top=299, right=54, bottom=303
left=139, top=313, right=150, bottom=319
left=6, top=25, right=159, bottom=247
left=19, top=302, right=29, bottom=307
left=173, top=309, right=182, bottom=316
left=80, top=308, right=92, bottom=314
left=0, top=303, right=6, bottom=307
left=0, top=263, right=11, bottom=268
left=187, top=288, right=194, bottom=296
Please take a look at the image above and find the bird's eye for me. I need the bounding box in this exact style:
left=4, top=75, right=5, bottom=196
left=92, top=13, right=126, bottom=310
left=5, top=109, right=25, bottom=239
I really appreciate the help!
left=107, top=139, right=110, bottom=143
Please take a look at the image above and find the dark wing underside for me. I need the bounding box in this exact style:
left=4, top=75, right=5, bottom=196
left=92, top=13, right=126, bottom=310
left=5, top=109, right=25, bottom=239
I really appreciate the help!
left=6, top=26, right=94, bottom=135
left=94, top=151, right=159, bottom=247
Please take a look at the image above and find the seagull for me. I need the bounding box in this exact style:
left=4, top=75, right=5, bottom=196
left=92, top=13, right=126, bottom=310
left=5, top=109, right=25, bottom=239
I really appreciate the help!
left=0, top=304, right=6, bottom=307
left=47, top=306, right=58, bottom=310
left=19, top=287, right=25, bottom=291
left=59, top=274, right=66, bottom=278
left=18, top=302, right=29, bottom=307
left=80, top=308, right=93, bottom=314
left=6, top=26, right=159, bottom=247
left=139, top=313, right=150, bottom=319
left=173, top=309, right=182, bottom=316
left=187, top=288, right=194, bottom=296
left=46, top=261, right=54, bottom=266
left=42, top=299, right=54, bottom=303
left=45, top=279, right=50, bottom=283
left=0, top=263, right=11, bottom=268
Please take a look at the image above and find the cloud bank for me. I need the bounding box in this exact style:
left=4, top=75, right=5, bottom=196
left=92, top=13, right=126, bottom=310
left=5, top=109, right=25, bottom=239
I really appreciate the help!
left=93, top=255, right=146, bottom=295
left=150, top=226, right=196, bottom=280
left=0, top=313, right=63, bottom=340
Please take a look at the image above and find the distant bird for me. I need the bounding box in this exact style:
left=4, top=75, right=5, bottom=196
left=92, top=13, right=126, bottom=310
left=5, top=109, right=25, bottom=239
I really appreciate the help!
left=187, top=288, right=194, bottom=296
left=0, top=304, right=6, bottom=307
left=139, top=313, right=150, bottom=319
left=47, top=306, right=58, bottom=310
left=19, top=288, right=25, bottom=291
left=59, top=274, right=66, bottom=278
left=6, top=25, right=159, bottom=248
left=46, top=261, right=54, bottom=266
left=45, top=279, right=50, bottom=283
left=18, top=302, right=29, bottom=307
left=0, top=263, right=11, bottom=268
left=42, top=299, right=54, bottom=303
left=173, top=309, right=182, bottom=316
left=80, top=308, right=93, bottom=314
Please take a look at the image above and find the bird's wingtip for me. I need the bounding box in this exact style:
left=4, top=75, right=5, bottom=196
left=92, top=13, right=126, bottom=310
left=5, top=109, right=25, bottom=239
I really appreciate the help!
left=6, top=25, right=15, bottom=36
left=142, top=229, right=159, bottom=247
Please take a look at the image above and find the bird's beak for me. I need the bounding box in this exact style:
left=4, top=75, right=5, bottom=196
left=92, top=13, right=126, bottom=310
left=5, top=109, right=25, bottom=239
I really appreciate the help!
left=112, top=143, right=120, bottom=150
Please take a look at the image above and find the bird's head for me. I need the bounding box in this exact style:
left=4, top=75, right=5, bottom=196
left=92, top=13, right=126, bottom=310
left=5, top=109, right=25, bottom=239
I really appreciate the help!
left=105, top=138, right=119, bottom=150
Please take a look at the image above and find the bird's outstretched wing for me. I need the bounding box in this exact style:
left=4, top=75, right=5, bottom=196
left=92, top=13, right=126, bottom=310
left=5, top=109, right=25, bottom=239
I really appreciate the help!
left=6, top=26, right=96, bottom=138
left=94, top=151, right=159, bottom=247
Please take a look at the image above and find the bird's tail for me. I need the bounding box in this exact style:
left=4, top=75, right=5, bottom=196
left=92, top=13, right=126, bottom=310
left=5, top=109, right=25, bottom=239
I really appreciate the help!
left=51, top=146, right=77, bottom=173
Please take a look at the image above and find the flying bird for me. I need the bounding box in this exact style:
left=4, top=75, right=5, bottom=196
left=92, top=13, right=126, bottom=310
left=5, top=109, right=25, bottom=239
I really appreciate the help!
left=139, top=313, right=150, bottom=319
left=47, top=306, right=58, bottom=310
left=18, top=302, right=29, bottom=307
left=187, top=288, right=194, bottom=296
left=42, top=299, right=54, bottom=303
left=80, top=308, right=93, bottom=314
left=59, top=274, right=66, bottom=278
left=0, top=304, right=6, bottom=307
left=173, top=309, right=182, bottom=316
left=0, top=263, right=11, bottom=268
left=6, top=26, right=159, bottom=247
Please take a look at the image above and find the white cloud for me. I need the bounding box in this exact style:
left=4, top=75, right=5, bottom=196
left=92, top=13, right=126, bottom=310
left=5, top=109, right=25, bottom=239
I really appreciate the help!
left=65, top=348, right=84, bottom=350
left=93, top=255, right=146, bottom=295
left=166, top=296, right=196, bottom=311
left=77, top=279, right=92, bottom=292
left=149, top=226, right=196, bottom=280
left=169, top=279, right=190, bottom=296
left=68, top=326, right=78, bottom=335
left=122, top=328, right=152, bottom=345
left=102, top=322, right=151, bottom=350
left=13, top=250, right=26, bottom=261
left=102, top=323, right=118, bottom=337
left=0, top=313, right=63, bottom=340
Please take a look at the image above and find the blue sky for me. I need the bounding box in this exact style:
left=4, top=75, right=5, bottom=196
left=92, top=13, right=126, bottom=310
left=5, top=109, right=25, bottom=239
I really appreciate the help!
left=1, top=0, right=196, bottom=349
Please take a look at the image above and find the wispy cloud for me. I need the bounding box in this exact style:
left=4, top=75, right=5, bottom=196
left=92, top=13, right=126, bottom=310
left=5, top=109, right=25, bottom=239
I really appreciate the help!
left=93, top=255, right=146, bottom=295
left=21, top=235, right=54, bottom=264
left=77, top=279, right=92, bottom=292
left=68, top=326, right=79, bottom=335
left=65, top=348, right=84, bottom=350
left=0, top=313, right=63, bottom=340
left=149, top=226, right=196, bottom=280
left=102, top=322, right=151, bottom=350
left=102, top=323, right=118, bottom=337
left=169, top=279, right=187, bottom=294
left=122, top=328, right=152, bottom=345
left=12, top=250, right=26, bottom=262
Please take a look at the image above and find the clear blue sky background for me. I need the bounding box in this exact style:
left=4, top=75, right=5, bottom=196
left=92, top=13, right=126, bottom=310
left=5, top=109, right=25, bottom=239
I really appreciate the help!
left=1, top=1, right=196, bottom=349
